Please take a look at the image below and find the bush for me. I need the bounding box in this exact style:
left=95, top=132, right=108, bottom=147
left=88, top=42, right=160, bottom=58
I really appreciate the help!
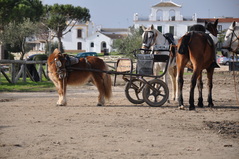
left=112, top=27, right=143, bottom=59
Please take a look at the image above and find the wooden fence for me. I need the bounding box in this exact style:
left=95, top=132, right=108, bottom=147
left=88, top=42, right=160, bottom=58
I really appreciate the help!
left=0, top=60, right=48, bottom=84
left=0, top=59, right=134, bottom=84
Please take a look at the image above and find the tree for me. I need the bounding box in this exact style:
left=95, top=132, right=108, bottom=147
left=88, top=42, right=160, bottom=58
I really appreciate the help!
left=0, top=19, right=38, bottom=60
left=0, top=0, right=44, bottom=59
left=112, top=27, right=144, bottom=59
left=43, top=4, right=90, bottom=53
left=0, top=0, right=43, bottom=30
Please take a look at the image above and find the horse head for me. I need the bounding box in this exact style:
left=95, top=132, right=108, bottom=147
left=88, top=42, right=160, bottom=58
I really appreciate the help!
left=205, top=19, right=218, bottom=37
left=141, top=24, right=166, bottom=50
left=222, top=21, right=239, bottom=55
left=47, top=49, right=69, bottom=79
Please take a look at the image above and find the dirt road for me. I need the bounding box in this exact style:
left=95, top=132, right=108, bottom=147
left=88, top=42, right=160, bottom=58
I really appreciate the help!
left=0, top=72, right=239, bottom=159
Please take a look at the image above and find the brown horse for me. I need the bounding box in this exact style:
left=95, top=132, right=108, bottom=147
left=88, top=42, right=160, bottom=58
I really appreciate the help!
left=176, top=20, right=218, bottom=110
left=47, top=49, right=112, bottom=106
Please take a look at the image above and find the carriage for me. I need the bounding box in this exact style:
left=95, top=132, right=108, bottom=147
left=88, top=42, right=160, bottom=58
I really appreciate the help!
left=112, top=46, right=172, bottom=107
left=47, top=45, right=173, bottom=107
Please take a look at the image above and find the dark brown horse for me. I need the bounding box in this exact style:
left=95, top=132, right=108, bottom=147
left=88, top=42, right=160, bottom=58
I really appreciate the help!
left=47, top=49, right=112, bottom=106
left=176, top=20, right=218, bottom=110
left=190, top=19, right=218, bottom=37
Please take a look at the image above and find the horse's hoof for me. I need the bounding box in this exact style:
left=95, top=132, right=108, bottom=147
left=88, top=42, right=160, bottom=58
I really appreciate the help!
left=56, top=103, right=66, bottom=106
left=189, top=106, right=195, bottom=111
left=56, top=104, right=65, bottom=106
left=208, top=103, right=214, bottom=107
left=197, top=103, right=204, bottom=108
left=97, top=103, right=103, bottom=106
left=178, top=105, right=185, bottom=110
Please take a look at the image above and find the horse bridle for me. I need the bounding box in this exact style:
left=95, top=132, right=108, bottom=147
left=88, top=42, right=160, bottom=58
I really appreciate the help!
left=223, top=27, right=239, bottom=53
left=48, top=54, right=67, bottom=80
left=142, top=30, right=156, bottom=49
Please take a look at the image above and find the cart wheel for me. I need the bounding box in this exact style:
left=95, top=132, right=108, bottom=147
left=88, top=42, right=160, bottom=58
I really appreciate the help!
left=125, top=79, right=145, bottom=104
left=142, top=79, right=169, bottom=107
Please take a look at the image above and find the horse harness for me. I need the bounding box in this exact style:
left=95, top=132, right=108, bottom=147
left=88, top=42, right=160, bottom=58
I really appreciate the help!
left=52, top=54, right=91, bottom=80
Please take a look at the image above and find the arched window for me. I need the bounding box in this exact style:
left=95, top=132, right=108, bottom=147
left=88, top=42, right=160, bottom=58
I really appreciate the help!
left=156, top=9, right=163, bottom=21
left=102, top=42, right=106, bottom=48
left=169, top=9, right=175, bottom=21
left=90, top=42, right=94, bottom=47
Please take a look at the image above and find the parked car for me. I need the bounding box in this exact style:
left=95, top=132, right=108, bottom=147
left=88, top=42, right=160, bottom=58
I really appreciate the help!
left=26, top=54, right=48, bottom=61
left=217, top=56, right=239, bottom=65
left=76, top=52, right=98, bottom=58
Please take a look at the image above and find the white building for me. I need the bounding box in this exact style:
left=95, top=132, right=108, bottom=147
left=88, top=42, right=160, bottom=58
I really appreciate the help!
left=134, top=1, right=197, bottom=40
left=61, top=22, right=129, bottom=53
left=133, top=0, right=239, bottom=42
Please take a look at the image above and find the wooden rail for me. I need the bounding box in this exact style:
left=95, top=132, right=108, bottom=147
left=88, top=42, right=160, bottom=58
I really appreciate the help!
left=0, top=60, right=48, bottom=84
left=0, top=59, right=135, bottom=84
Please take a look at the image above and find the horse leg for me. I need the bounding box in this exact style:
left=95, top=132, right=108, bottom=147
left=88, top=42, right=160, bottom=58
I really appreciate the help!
left=56, top=79, right=67, bottom=106
left=206, top=67, right=214, bottom=107
left=168, top=66, right=177, bottom=101
left=189, top=70, right=200, bottom=110
left=197, top=72, right=204, bottom=107
left=176, top=55, right=189, bottom=109
left=176, top=70, right=184, bottom=109
left=92, top=73, right=106, bottom=106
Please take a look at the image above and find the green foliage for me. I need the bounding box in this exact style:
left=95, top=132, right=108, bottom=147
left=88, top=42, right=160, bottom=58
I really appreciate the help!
left=0, top=74, right=55, bottom=92
left=0, top=0, right=43, bottom=28
left=112, top=27, right=144, bottom=59
left=0, top=81, right=55, bottom=92
left=218, top=29, right=226, bottom=43
left=0, top=19, right=38, bottom=59
left=45, top=41, right=59, bottom=55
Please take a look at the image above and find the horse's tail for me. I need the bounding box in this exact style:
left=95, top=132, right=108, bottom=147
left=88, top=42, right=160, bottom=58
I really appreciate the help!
left=103, top=63, right=112, bottom=100
left=178, top=33, right=191, bottom=54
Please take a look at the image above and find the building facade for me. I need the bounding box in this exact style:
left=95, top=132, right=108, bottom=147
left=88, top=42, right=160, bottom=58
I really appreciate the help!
left=60, top=22, right=129, bottom=53
left=133, top=1, right=239, bottom=42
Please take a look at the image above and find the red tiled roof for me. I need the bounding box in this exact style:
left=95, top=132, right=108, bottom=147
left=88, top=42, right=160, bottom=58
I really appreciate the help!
left=102, top=34, right=128, bottom=39
left=152, top=1, right=181, bottom=8
left=100, top=28, right=129, bottom=32
left=197, top=18, right=239, bottom=23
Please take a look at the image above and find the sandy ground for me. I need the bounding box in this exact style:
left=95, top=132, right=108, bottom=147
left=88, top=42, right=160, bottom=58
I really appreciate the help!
left=0, top=68, right=239, bottom=159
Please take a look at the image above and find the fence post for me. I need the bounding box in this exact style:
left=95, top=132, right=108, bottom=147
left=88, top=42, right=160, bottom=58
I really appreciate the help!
left=22, top=63, right=26, bottom=82
left=38, top=63, right=43, bottom=82
left=11, top=63, right=16, bottom=84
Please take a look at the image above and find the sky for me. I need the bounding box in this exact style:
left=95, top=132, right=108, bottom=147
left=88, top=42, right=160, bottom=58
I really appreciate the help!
left=43, top=0, right=239, bottom=28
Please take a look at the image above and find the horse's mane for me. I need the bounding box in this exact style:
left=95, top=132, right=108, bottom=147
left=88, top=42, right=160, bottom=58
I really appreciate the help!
left=163, top=33, right=175, bottom=45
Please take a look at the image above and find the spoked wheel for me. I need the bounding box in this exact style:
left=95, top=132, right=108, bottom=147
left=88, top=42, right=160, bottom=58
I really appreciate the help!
left=142, top=79, right=169, bottom=107
left=125, top=79, right=145, bottom=104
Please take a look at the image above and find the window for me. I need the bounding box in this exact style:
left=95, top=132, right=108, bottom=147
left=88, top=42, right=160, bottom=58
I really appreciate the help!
left=169, top=26, right=174, bottom=35
left=102, top=42, right=106, bottom=48
left=157, top=26, right=162, bottom=33
left=187, top=26, right=192, bottom=32
left=77, top=29, right=82, bottom=38
left=217, top=25, right=222, bottom=33
left=77, top=42, right=82, bottom=50
left=90, top=42, right=94, bottom=47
